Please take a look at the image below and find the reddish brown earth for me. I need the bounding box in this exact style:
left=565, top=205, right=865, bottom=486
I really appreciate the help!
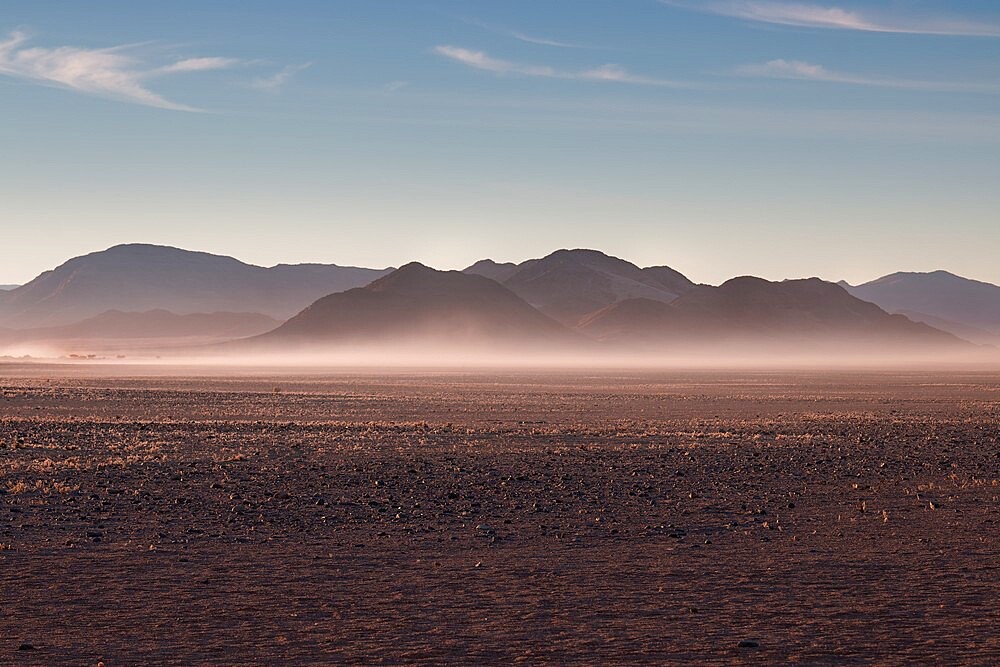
left=1, top=364, right=999, bottom=665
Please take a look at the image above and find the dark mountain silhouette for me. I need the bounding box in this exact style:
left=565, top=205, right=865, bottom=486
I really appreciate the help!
left=466, top=249, right=696, bottom=325
left=843, top=271, right=1000, bottom=341
left=255, top=263, right=577, bottom=349
left=0, top=244, right=391, bottom=327
left=0, top=310, right=279, bottom=344
left=579, top=277, right=964, bottom=350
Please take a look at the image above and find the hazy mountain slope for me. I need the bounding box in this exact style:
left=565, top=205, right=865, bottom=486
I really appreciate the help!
left=0, top=244, right=390, bottom=327
left=891, top=310, right=999, bottom=346
left=579, top=277, right=964, bottom=349
left=495, top=249, right=696, bottom=325
left=844, top=271, right=1000, bottom=334
left=0, top=285, right=18, bottom=291
left=0, top=310, right=279, bottom=343
left=577, top=298, right=694, bottom=345
left=256, top=263, right=577, bottom=348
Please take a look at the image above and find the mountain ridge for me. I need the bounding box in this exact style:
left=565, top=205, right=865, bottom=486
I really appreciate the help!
left=0, top=244, right=392, bottom=327
left=579, top=276, right=965, bottom=351
left=465, top=248, right=697, bottom=325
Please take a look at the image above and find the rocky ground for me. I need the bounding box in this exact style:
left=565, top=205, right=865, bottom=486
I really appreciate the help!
left=1, top=364, right=999, bottom=665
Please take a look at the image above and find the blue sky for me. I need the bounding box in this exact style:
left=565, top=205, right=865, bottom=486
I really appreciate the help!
left=2, top=0, right=999, bottom=285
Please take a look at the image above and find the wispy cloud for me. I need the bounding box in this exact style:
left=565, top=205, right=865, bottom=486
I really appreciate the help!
left=662, top=1, right=1000, bottom=36
left=434, top=45, right=692, bottom=87
left=251, top=62, right=311, bottom=93
left=0, top=31, right=241, bottom=111
left=434, top=46, right=555, bottom=77
left=459, top=17, right=587, bottom=49
left=507, top=30, right=581, bottom=49
left=156, top=57, right=241, bottom=74
left=383, top=80, right=408, bottom=94
left=738, top=59, right=1000, bottom=93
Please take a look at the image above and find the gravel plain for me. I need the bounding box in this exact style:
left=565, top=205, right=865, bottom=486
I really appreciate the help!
left=1, top=364, right=999, bottom=665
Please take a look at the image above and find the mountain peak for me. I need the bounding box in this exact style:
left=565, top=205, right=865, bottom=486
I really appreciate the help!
left=545, top=248, right=617, bottom=260
left=535, top=248, right=639, bottom=271
left=463, top=259, right=518, bottom=283
left=395, top=261, right=434, bottom=272
left=105, top=242, right=186, bottom=252
left=370, top=262, right=456, bottom=286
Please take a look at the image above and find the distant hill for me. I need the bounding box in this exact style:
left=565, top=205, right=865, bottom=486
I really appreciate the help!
left=255, top=263, right=577, bottom=349
left=843, top=271, right=1000, bottom=341
left=0, top=285, right=18, bottom=291
left=0, top=244, right=391, bottom=327
left=0, top=310, right=279, bottom=345
left=579, top=277, right=964, bottom=351
left=465, top=249, right=696, bottom=325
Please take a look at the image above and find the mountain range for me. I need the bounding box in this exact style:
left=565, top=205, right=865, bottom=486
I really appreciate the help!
left=0, top=244, right=390, bottom=327
left=0, top=243, right=997, bottom=359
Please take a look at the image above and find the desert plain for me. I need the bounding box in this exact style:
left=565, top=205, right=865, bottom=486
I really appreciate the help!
left=1, top=363, right=999, bottom=665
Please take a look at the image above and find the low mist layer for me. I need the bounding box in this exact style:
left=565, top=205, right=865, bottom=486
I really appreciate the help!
left=1, top=245, right=997, bottom=369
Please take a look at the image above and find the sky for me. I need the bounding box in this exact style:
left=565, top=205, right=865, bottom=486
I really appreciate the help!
left=2, top=0, right=1000, bottom=286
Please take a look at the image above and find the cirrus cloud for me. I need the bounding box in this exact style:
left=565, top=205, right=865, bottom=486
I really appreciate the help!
left=433, top=45, right=694, bottom=88
left=662, top=1, right=1000, bottom=37
left=251, top=62, right=312, bottom=93
left=0, top=31, right=242, bottom=111
left=738, top=58, right=1000, bottom=93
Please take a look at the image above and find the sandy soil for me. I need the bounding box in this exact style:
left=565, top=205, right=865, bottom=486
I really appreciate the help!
left=1, top=364, right=999, bottom=665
